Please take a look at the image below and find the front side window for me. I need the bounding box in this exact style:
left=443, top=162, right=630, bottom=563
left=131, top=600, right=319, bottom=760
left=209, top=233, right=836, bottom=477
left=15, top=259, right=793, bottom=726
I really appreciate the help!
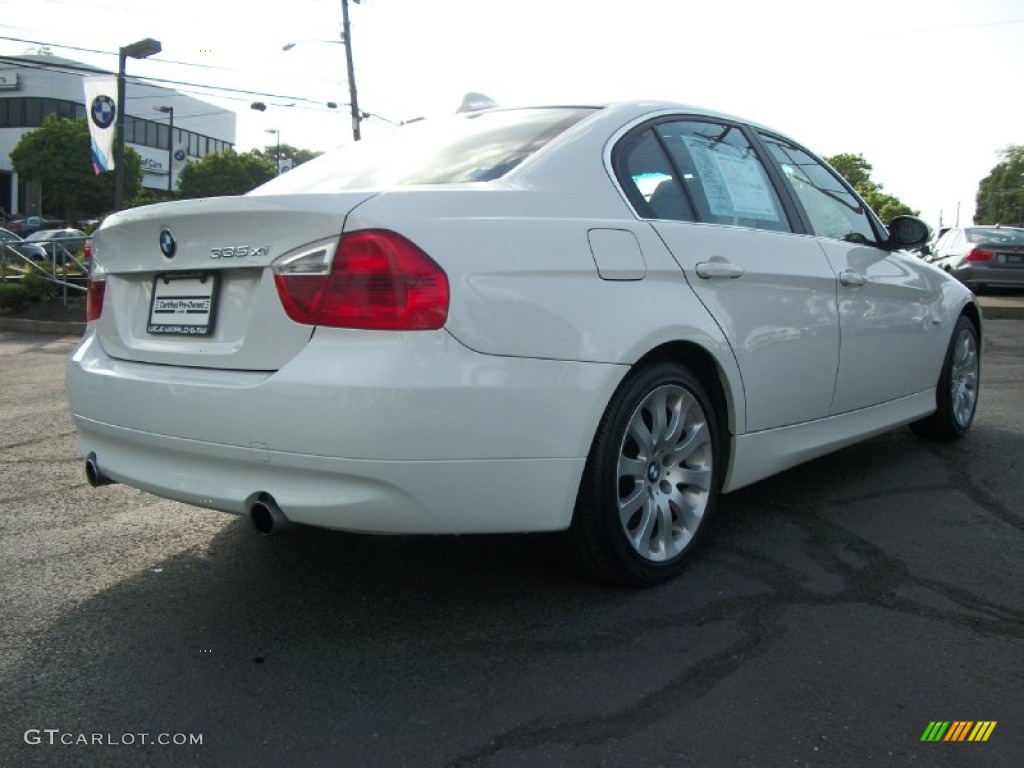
left=762, top=135, right=880, bottom=245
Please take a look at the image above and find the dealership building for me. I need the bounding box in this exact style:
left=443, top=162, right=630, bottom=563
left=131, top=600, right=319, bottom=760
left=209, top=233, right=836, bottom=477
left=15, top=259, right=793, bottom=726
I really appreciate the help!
left=0, top=53, right=236, bottom=217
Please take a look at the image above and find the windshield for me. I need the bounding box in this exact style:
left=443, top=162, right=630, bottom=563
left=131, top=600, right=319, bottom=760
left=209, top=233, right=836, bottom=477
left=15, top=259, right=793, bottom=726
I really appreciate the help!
left=966, top=227, right=1024, bottom=245
left=251, top=107, right=598, bottom=195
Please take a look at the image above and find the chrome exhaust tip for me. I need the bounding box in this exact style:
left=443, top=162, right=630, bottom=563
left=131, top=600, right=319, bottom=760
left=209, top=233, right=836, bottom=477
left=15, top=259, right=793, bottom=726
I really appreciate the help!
left=85, top=453, right=115, bottom=487
left=250, top=495, right=289, bottom=536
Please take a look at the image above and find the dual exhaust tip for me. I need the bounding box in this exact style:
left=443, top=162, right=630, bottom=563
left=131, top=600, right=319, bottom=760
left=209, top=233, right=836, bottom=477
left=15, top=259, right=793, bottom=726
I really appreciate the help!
left=84, top=454, right=288, bottom=536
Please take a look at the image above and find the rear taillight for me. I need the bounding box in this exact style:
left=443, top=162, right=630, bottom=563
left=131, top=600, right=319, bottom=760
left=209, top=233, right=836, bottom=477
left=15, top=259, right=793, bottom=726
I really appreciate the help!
left=273, top=230, right=449, bottom=330
left=86, top=274, right=105, bottom=322
left=83, top=240, right=92, bottom=261
left=966, top=247, right=994, bottom=262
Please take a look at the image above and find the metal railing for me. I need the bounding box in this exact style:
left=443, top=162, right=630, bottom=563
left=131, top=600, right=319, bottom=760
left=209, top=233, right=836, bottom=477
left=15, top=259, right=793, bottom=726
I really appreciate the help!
left=1, top=239, right=89, bottom=307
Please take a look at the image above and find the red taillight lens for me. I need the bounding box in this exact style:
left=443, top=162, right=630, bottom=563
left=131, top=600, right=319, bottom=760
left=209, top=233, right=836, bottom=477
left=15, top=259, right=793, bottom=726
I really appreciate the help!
left=966, top=247, right=994, bottom=262
left=273, top=230, right=449, bottom=330
left=85, top=275, right=105, bottom=322
left=83, top=240, right=92, bottom=261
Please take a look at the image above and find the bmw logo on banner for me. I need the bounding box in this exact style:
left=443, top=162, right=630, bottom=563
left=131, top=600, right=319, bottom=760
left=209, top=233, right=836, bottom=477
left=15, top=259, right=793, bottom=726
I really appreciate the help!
left=91, top=95, right=116, bottom=129
left=82, top=75, right=119, bottom=174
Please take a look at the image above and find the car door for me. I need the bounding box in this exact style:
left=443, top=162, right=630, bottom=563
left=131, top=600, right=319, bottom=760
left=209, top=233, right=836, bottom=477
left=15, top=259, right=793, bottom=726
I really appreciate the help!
left=758, top=134, right=948, bottom=413
left=614, top=119, right=840, bottom=432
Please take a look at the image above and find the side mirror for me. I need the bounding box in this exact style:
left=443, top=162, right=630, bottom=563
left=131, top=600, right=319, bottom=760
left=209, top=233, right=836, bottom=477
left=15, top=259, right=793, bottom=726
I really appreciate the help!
left=887, top=215, right=930, bottom=251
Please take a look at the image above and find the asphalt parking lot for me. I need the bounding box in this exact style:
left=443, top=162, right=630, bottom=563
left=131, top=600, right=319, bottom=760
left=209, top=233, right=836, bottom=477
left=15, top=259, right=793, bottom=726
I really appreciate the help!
left=1, top=323, right=1022, bottom=768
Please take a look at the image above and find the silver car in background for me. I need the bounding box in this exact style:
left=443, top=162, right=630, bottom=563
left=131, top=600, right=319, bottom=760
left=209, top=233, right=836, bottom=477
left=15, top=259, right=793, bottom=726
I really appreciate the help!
left=930, top=225, right=1024, bottom=291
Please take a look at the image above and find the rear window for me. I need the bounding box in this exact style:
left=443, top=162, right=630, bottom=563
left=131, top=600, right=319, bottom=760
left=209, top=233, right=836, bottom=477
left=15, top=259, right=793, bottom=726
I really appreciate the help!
left=966, top=227, right=1024, bottom=245
left=251, top=107, right=597, bottom=194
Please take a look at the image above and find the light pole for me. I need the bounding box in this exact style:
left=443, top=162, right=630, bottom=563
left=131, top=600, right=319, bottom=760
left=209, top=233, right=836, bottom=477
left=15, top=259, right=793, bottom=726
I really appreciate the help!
left=265, top=128, right=281, bottom=174
left=154, top=105, right=173, bottom=194
left=115, top=37, right=161, bottom=209
left=283, top=0, right=361, bottom=142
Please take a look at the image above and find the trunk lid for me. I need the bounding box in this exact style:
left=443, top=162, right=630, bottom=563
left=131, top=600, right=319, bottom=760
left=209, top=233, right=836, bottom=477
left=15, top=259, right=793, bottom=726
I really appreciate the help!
left=91, top=193, right=376, bottom=370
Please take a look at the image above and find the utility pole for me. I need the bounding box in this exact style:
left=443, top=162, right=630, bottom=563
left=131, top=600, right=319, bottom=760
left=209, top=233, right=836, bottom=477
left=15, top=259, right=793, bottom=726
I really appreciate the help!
left=341, top=0, right=361, bottom=141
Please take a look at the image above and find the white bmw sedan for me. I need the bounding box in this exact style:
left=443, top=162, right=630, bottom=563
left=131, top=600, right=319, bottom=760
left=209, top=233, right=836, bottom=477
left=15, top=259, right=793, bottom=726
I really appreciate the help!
left=67, top=101, right=981, bottom=586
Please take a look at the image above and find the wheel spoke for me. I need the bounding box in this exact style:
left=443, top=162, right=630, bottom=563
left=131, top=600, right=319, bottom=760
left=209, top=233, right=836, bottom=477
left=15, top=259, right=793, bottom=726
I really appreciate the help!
left=663, top=392, right=690, bottom=448
left=627, top=409, right=655, bottom=455
left=668, top=422, right=709, bottom=465
left=675, top=466, right=713, bottom=492
left=649, top=390, right=669, bottom=446
left=618, top=456, right=648, bottom=480
left=653, top=500, right=675, bottom=556
left=618, top=484, right=645, bottom=523
left=632, top=496, right=657, bottom=550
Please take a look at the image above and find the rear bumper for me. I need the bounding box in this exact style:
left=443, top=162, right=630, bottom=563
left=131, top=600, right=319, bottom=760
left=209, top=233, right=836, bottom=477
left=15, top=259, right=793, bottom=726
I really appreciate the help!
left=953, top=265, right=1024, bottom=288
left=67, top=327, right=625, bottom=533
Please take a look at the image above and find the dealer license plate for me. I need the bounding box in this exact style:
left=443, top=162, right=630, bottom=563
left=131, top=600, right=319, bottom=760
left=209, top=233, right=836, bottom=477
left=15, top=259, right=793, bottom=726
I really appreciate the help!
left=148, top=272, right=218, bottom=336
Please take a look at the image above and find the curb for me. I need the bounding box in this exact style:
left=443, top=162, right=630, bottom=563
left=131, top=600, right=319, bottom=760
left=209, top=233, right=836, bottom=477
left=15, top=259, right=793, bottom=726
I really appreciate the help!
left=0, top=316, right=85, bottom=335
left=979, top=298, right=1024, bottom=320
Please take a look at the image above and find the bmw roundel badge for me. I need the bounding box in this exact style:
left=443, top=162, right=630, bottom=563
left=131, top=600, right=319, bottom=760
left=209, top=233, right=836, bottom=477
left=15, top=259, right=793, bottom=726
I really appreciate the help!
left=159, top=228, right=176, bottom=258
left=90, top=95, right=116, bottom=129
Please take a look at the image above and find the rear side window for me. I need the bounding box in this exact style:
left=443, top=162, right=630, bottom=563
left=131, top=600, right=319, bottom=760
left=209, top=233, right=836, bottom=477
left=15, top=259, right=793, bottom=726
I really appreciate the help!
left=615, top=128, right=695, bottom=222
left=657, top=121, right=790, bottom=232
left=252, top=107, right=597, bottom=194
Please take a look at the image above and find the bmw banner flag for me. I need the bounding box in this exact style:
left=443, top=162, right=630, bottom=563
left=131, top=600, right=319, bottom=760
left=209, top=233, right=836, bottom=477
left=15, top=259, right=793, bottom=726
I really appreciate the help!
left=172, top=142, right=188, bottom=175
left=83, top=76, right=118, bottom=173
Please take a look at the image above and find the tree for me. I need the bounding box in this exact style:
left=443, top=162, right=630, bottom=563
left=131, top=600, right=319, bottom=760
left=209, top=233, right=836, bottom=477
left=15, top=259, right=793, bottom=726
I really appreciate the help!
left=176, top=150, right=276, bottom=199
left=9, top=115, right=142, bottom=220
left=975, top=145, right=1024, bottom=226
left=251, top=143, right=322, bottom=172
left=825, top=152, right=917, bottom=222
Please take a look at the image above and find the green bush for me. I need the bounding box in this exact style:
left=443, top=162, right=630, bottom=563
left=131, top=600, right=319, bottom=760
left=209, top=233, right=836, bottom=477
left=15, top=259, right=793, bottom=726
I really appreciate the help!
left=0, top=283, right=30, bottom=311
left=21, top=268, right=58, bottom=302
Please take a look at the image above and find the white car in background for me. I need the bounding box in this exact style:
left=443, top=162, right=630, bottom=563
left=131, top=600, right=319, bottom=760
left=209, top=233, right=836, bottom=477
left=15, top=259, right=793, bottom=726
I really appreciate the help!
left=66, top=101, right=981, bottom=586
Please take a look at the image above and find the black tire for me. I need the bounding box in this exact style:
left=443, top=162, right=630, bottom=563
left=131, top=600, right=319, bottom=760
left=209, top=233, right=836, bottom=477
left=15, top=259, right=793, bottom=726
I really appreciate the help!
left=910, top=315, right=980, bottom=440
left=567, top=362, right=723, bottom=587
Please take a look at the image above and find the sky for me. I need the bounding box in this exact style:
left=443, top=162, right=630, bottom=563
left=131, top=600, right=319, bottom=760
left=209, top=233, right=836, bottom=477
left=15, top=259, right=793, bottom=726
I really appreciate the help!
left=1, top=0, right=1022, bottom=229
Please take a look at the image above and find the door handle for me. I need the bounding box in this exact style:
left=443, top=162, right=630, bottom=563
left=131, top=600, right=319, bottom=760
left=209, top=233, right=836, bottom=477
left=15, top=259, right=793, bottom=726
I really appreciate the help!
left=695, top=261, right=745, bottom=279
left=839, top=269, right=867, bottom=287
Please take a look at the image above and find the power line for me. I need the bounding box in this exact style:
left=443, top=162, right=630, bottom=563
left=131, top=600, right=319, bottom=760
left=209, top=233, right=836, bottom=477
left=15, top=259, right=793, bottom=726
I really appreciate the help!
left=0, top=52, right=344, bottom=111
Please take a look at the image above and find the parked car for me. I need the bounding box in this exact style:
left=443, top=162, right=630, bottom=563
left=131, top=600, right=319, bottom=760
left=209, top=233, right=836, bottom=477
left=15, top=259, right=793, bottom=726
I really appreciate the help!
left=66, top=101, right=981, bottom=586
left=20, top=228, right=88, bottom=263
left=7, top=216, right=63, bottom=237
left=929, top=225, right=1024, bottom=291
left=2, top=229, right=48, bottom=260
left=0, top=226, right=22, bottom=248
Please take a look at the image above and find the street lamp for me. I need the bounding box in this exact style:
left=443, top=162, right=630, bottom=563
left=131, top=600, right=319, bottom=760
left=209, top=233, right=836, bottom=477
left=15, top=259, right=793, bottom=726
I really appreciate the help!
left=282, top=0, right=361, bottom=141
left=115, top=37, right=161, bottom=209
left=265, top=128, right=281, bottom=174
left=153, top=105, right=173, bottom=194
